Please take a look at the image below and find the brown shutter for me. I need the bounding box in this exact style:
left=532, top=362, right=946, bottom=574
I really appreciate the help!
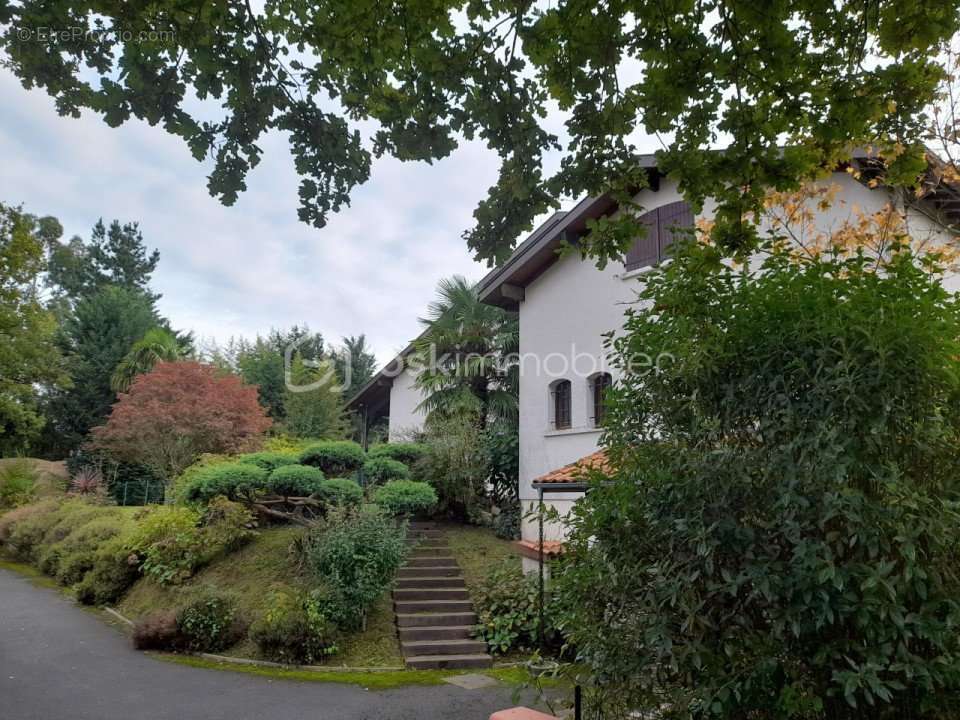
left=624, top=209, right=659, bottom=271
left=657, top=201, right=694, bottom=260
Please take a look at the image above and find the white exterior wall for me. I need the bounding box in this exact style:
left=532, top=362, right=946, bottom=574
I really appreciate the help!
left=518, top=173, right=957, bottom=546
left=387, top=366, right=426, bottom=440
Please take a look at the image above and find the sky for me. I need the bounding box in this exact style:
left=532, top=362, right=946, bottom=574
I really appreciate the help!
left=0, top=69, right=533, bottom=366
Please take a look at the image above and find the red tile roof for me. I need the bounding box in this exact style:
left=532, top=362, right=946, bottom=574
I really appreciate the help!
left=514, top=540, right=566, bottom=560
left=534, top=450, right=611, bottom=486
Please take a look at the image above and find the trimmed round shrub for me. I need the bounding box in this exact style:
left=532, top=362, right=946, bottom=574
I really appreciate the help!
left=182, top=463, right=268, bottom=503
left=237, top=452, right=299, bottom=472
left=298, top=441, right=365, bottom=476
left=373, top=480, right=438, bottom=517
left=265, top=465, right=325, bottom=497
left=361, top=456, right=410, bottom=485
left=366, top=442, right=427, bottom=466
left=315, top=478, right=363, bottom=508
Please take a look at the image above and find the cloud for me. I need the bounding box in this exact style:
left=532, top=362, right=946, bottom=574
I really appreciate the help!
left=0, top=70, right=514, bottom=365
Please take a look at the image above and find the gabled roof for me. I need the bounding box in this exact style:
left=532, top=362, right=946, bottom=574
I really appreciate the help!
left=477, top=154, right=661, bottom=309
left=344, top=337, right=419, bottom=413
left=477, top=149, right=960, bottom=310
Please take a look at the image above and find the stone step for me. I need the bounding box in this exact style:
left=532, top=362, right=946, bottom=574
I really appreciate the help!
left=396, top=576, right=465, bottom=589
left=398, top=566, right=461, bottom=578
left=405, top=557, right=458, bottom=568
left=394, top=599, right=475, bottom=614
left=395, top=611, right=478, bottom=628
left=408, top=522, right=439, bottom=530
left=394, top=587, right=470, bottom=601
left=401, top=638, right=488, bottom=657
left=397, top=624, right=475, bottom=642
left=408, top=529, right=443, bottom=538
left=410, top=547, right=453, bottom=557
left=404, top=653, right=492, bottom=670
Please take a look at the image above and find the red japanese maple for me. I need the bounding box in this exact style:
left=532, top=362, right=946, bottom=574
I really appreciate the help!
left=92, top=361, right=271, bottom=481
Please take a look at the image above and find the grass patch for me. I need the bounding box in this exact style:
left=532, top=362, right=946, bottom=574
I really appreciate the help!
left=152, top=652, right=539, bottom=689
left=444, top=523, right=520, bottom=592
left=118, top=524, right=308, bottom=649
left=335, top=590, right=403, bottom=667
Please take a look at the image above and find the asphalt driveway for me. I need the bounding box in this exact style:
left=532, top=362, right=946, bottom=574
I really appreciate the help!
left=0, top=568, right=530, bottom=720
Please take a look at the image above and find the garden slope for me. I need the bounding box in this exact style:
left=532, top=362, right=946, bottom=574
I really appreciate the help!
left=117, top=525, right=404, bottom=666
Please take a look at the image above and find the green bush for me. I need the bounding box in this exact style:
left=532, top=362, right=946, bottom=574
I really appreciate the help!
left=48, top=515, right=125, bottom=586
left=298, top=441, right=365, bottom=476
left=315, top=478, right=363, bottom=508
left=372, top=480, right=437, bottom=518
left=366, top=442, right=427, bottom=466
left=128, top=506, right=204, bottom=585
left=237, top=451, right=300, bottom=472
left=250, top=589, right=338, bottom=664
left=361, top=456, right=410, bottom=485
left=181, top=463, right=268, bottom=504
left=265, top=465, right=325, bottom=497
left=492, top=503, right=521, bottom=540
left=75, top=534, right=139, bottom=605
left=300, top=509, right=407, bottom=631
left=200, top=496, right=257, bottom=553
left=557, top=240, right=960, bottom=718
left=474, top=561, right=556, bottom=654
left=176, top=594, right=244, bottom=653
left=0, top=460, right=37, bottom=507
left=170, top=454, right=231, bottom=504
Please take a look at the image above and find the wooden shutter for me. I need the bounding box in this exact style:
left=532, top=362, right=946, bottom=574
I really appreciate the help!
left=624, top=209, right=659, bottom=271
left=553, top=380, right=571, bottom=430
left=657, top=201, right=694, bottom=260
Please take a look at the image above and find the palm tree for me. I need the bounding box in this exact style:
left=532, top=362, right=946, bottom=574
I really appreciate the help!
left=412, top=275, right=518, bottom=427
left=111, top=327, right=181, bottom=392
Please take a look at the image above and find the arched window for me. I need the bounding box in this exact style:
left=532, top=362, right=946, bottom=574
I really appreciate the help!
left=590, top=372, right=613, bottom=427
left=550, top=379, right=572, bottom=430
left=624, top=200, right=694, bottom=271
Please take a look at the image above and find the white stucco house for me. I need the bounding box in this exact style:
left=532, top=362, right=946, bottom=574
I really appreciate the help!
left=349, top=150, right=960, bottom=572
left=475, top=152, right=960, bottom=572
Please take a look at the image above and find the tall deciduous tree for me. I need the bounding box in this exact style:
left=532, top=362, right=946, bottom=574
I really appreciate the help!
left=0, top=203, right=68, bottom=453
left=92, top=361, right=271, bottom=482
left=1, top=3, right=955, bottom=258
left=413, top=275, right=518, bottom=427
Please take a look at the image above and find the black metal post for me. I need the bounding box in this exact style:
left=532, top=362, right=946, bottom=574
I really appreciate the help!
left=538, top=486, right=545, bottom=652
left=574, top=684, right=582, bottom=720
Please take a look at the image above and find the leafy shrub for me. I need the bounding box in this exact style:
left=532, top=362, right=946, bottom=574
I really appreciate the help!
left=170, top=454, right=230, bottom=504
left=200, top=497, right=257, bottom=553
left=372, top=480, right=437, bottom=518
left=367, top=442, right=427, bottom=466
left=237, top=451, right=299, bottom=472
left=492, top=503, right=521, bottom=540
left=5, top=499, right=96, bottom=562
left=261, top=435, right=322, bottom=454
left=250, top=590, right=338, bottom=664
left=265, top=465, right=325, bottom=497
left=49, top=515, right=125, bottom=586
left=315, top=478, right=362, bottom=508
left=558, top=241, right=960, bottom=718
left=416, top=414, right=488, bottom=520
left=300, top=509, right=407, bottom=630
left=361, top=456, right=410, bottom=486
left=181, top=463, right=268, bottom=504
left=128, top=506, right=204, bottom=584
left=474, top=562, right=556, bottom=654
left=75, top=534, right=139, bottom=605
left=132, top=610, right=181, bottom=651
left=176, top=594, right=244, bottom=653
left=0, top=459, right=37, bottom=507
left=298, top=441, right=365, bottom=476
left=0, top=500, right=57, bottom=547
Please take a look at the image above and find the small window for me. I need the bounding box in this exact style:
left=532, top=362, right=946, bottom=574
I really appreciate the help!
left=624, top=201, right=694, bottom=271
left=591, top=373, right=612, bottom=427
left=551, top=380, right=572, bottom=430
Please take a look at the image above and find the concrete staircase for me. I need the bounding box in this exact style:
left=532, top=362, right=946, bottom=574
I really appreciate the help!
left=394, top=522, right=493, bottom=670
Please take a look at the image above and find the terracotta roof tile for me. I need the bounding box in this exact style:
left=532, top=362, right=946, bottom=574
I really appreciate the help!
left=534, top=450, right=611, bottom=486
left=514, top=540, right=565, bottom=559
